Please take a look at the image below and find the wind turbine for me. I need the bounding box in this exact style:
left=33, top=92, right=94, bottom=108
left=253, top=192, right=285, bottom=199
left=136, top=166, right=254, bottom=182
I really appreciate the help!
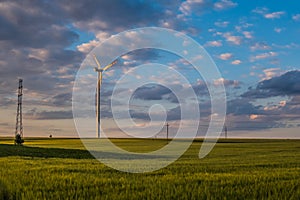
left=93, top=54, right=117, bottom=138
left=166, top=122, right=169, bottom=140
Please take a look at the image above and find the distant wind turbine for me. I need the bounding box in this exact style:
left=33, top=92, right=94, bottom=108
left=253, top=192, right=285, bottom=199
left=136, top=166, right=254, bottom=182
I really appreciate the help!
left=93, top=54, right=117, bottom=138
left=166, top=122, right=169, bottom=140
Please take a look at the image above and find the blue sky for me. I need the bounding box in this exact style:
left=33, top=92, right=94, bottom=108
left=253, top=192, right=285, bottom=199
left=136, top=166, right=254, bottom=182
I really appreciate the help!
left=0, top=0, right=299, bottom=138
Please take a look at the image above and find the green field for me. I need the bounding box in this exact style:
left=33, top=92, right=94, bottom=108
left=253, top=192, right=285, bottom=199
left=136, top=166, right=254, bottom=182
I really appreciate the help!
left=0, top=138, right=299, bottom=199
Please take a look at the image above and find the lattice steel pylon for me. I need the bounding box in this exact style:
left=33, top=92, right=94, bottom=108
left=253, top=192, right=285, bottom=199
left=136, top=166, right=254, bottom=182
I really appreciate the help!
left=15, top=79, right=24, bottom=145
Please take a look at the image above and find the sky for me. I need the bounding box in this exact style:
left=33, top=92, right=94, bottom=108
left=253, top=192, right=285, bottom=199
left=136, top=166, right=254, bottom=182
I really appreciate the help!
left=0, top=0, right=299, bottom=138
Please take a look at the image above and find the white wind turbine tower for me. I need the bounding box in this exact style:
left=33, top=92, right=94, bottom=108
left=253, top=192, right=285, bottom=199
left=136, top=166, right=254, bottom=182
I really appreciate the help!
left=93, top=54, right=117, bottom=138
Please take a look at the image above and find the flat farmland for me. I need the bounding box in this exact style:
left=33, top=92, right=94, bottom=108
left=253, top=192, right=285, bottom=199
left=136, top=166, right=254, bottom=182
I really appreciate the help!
left=0, top=138, right=299, bottom=199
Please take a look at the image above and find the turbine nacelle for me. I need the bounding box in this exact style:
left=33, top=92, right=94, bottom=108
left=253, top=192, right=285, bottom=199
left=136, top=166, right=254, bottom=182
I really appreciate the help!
left=94, top=68, right=104, bottom=72
left=93, top=54, right=117, bottom=73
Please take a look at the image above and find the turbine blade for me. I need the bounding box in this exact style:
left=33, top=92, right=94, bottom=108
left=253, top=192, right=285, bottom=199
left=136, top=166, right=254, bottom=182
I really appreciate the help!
left=103, top=60, right=117, bottom=71
left=93, top=54, right=101, bottom=69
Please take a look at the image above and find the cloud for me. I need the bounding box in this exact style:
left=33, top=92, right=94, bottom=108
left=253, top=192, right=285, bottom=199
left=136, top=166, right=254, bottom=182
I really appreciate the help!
left=121, top=49, right=161, bottom=63
left=77, top=31, right=115, bottom=53
left=25, top=109, right=73, bottom=120
left=0, top=97, right=15, bottom=107
left=235, top=21, right=253, bottom=32
left=264, top=11, right=285, bottom=19
left=0, top=1, right=79, bottom=48
left=205, top=40, right=222, bottom=47
left=213, top=78, right=240, bottom=88
left=252, top=8, right=285, bottom=19
left=0, top=0, right=84, bottom=109
left=250, top=42, right=271, bottom=51
left=227, top=98, right=263, bottom=116
left=179, top=0, right=211, bottom=16
left=218, top=53, right=233, bottom=60
left=130, top=78, right=240, bottom=105
left=132, top=84, right=172, bottom=101
left=0, top=0, right=173, bottom=115
left=129, top=101, right=209, bottom=122
left=257, top=70, right=300, bottom=95
left=250, top=51, right=277, bottom=62
left=242, top=31, right=253, bottom=39
left=231, top=60, right=242, bottom=65
left=191, top=80, right=209, bottom=96
left=0, top=122, right=9, bottom=127
left=271, top=43, right=299, bottom=49
left=226, top=90, right=300, bottom=131
left=225, top=95, right=300, bottom=131
left=77, top=40, right=99, bottom=53
left=225, top=114, right=280, bottom=131
left=214, top=21, right=229, bottom=27
left=103, top=71, right=299, bottom=132
left=292, top=14, right=300, bottom=21
left=242, top=70, right=300, bottom=98
left=261, top=68, right=283, bottom=80
left=51, top=93, right=72, bottom=107
left=249, top=114, right=259, bottom=120
left=274, top=28, right=283, bottom=33
left=252, top=7, right=268, bottom=15
left=222, top=32, right=242, bottom=45
left=263, top=100, right=286, bottom=111
left=214, top=0, right=237, bottom=11
left=57, top=0, right=164, bottom=32
left=283, top=96, right=300, bottom=120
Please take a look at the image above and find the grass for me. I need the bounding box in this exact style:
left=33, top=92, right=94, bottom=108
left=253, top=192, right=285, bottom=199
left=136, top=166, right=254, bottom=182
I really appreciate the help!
left=0, top=138, right=299, bottom=199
